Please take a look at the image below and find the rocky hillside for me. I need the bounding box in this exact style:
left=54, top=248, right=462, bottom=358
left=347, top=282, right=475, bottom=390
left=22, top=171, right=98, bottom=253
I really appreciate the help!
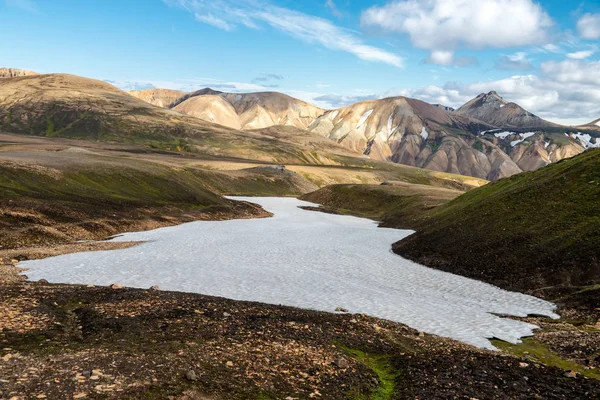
left=128, top=88, right=186, bottom=108
left=307, top=96, right=532, bottom=180
left=393, top=149, right=600, bottom=295
left=456, top=91, right=557, bottom=129
left=0, top=68, right=38, bottom=78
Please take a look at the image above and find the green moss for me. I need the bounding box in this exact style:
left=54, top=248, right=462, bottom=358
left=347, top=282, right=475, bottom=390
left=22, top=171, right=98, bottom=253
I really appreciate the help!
left=341, top=347, right=399, bottom=400
left=45, top=116, right=56, bottom=137
left=472, top=141, right=484, bottom=152
left=492, top=338, right=600, bottom=380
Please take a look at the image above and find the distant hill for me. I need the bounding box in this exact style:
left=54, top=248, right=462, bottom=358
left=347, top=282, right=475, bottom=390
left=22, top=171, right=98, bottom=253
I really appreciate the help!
left=0, top=68, right=38, bottom=78
left=128, top=88, right=186, bottom=108
left=172, top=89, right=325, bottom=130
left=393, top=149, right=600, bottom=296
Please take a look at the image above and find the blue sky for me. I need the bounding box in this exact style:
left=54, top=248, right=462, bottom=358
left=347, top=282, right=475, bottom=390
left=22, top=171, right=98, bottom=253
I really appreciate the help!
left=1, top=0, right=599, bottom=124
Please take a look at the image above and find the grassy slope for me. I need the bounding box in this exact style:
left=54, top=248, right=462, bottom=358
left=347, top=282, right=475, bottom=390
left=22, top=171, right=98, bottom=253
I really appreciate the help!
left=300, top=183, right=463, bottom=228
left=393, top=149, right=600, bottom=295
left=1, top=156, right=316, bottom=250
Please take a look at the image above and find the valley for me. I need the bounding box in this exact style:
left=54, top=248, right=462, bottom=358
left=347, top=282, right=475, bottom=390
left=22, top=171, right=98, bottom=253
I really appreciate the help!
left=1, top=68, right=599, bottom=399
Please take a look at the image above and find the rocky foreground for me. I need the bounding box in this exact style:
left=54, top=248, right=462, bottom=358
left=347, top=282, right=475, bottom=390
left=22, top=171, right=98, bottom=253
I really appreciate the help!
left=1, top=256, right=600, bottom=399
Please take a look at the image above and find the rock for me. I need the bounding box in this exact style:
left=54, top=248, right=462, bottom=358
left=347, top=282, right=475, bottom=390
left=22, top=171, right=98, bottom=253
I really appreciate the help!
left=86, top=284, right=95, bottom=288
left=11, top=259, right=19, bottom=265
left=185, top=370, right=197, bottom=381
left=334, top=357, right=349, bottom=369
left=2, top=354, right=12, bottom=361
left=38, top=279, right=49, bottom=284
left=226, top=361, right=234, bottom=367
left=335, top=307, right=348, bottom=313
left=223, top=312, right=231, bottom=317
left=418, top=332, right=425, bottom=337
left=565, top=370, right=578, bottom=378
left=519, top=362, right=529, bottom=368
left=91, top=369, right=102, bottom=376
left=82, top=370, right=91, bottom=377
left=149, top=285, right=160, bottom=291
left=109, top=283, right=123, bottom=289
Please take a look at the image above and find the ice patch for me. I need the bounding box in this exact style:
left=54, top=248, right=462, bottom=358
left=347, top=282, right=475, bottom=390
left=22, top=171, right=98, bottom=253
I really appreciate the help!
left=510, top=132, right=536, bottom=147
left=572, top=132, right=600, bottom=149
left=545, top=141, right=551, bottom=149
left=500, top=104, right=505, bottom=108
left=494, top=131, right=515, bottom=139
left=356, top=109, right=374, bottom=130
left=20, top=198, right=558, bottom=350
left=596, top=121, right=600, bottom=127
left=387, top=115, right=393, bottom=136
left=421, top=127, right=429, bottom=140
left=329, top=110, right=339, bottom=122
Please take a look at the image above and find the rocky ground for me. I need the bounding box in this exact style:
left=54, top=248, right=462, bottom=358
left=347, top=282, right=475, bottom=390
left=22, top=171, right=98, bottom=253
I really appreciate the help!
left=1, top=255, right=600, bottom=399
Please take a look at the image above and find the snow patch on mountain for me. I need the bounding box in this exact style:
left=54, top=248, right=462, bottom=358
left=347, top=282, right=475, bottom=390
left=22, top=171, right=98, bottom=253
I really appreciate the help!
left=356, top=109, right=373, bottom=129
left=510, top=132, right=536, bottom=147
left=421, top=127, right=429, bottom=140
left=573, top=132, right=600, bottom=149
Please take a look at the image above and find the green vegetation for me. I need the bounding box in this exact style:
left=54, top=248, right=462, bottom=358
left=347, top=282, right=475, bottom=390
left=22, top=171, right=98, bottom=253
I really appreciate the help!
left=472, top=140, right=484, bottom=152
left=341, top=347, right=399, bottom=400
left=394, top=149, right=600, bottom=294
left=300, top=183, right=463, bottom=228
left=492, top=338, right=600, bottom=380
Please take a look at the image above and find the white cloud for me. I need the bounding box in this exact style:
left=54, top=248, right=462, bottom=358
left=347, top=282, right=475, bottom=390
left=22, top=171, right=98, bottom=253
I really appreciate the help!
left=361, top=0, right=552, bottom=65
left=577, top=13, right=600, bottom=40
left=194, top=13, right=233, bottom=31
left=324, top=0, right=341, bottom=18
left=106, top=77, right=268, bottom=93
left=163, top=0, right=404, bottom=68
left=566, top=50, right=595, bottom=60
left=495, top=52, right=534, bottom=70
left=314, top=58, right=600, bottom=124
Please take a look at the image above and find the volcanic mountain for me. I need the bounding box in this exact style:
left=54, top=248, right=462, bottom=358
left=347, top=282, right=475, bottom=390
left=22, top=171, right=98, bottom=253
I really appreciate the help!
left=130, top=88, right=325, bottom=131
left=455, top=91, right=557, bottom=129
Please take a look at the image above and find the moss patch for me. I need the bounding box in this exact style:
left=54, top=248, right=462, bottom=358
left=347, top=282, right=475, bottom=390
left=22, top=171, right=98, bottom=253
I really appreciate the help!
left=492, top=338, right=600, bottom=380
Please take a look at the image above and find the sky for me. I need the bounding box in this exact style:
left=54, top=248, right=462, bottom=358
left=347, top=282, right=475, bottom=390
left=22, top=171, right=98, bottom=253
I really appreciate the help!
left=1, top=0, right=599, bottom=125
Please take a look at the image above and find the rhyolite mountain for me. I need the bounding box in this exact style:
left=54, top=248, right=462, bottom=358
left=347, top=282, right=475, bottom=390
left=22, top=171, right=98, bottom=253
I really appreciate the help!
left=455, top=91, right=557, bottom=129
left=131, top=88, right=325, bottom=131
left=132, top=86, right=595, bottom=180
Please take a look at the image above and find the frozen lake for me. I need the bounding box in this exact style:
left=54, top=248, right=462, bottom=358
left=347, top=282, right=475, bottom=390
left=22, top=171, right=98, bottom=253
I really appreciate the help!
left=21, top=197, right=558, bottom=349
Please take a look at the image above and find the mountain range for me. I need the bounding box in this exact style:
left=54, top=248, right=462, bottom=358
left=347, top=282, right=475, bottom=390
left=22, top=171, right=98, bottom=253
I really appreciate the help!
left=129, top=83, right=599, bottom=180
left=1, top=68, right=599, bottom=181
